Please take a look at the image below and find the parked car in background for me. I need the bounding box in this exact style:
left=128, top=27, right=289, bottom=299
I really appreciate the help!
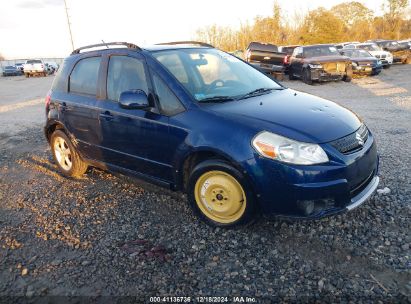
left=398, top=39, right=411, bottom=50
left=370, top=40, right=410, bottom=64
left=340, top=49, right=382, bottom=76
left=45, top=61, right=59, bottom=72
left=335, top=42, right=361, bottom=50
left=279, top=45, right=299, bottom=73
left=245, top=42, right=286, bottom=73
left=15, top=63, right=24, bottom=72
left=2, top=65, right=22, bottom=76
left=44, top=63, right=54, bottom=75
left=345, top=43, right=393, bottom=68
left=288, top=44, right=352, bottom=84
left=23, top=59, right=47, bottom=77
left=44, top=41, right=379, bottom=227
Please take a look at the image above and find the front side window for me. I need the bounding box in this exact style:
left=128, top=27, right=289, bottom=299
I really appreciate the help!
left=152, top=72, right=185, bottom=116
left=153, top=48, right=282, bottom=102
left=107, top=56, right=148, bottom=101
left=69, top=57, right=101, bottom=96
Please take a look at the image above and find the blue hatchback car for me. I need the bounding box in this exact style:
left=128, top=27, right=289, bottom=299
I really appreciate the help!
left=45, top=41, right=379, bottom=227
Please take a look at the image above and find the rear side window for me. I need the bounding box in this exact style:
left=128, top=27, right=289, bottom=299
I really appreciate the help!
left=69, top=57, right=101, bottom=96
left=107, top=56, right=148, bottom=101
left=152, top=72, right=184, bottom=116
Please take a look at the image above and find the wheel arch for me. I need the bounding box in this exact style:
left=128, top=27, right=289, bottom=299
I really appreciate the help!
left=177, top=148, right=246, bottom=192
left=44, top=120, right=66, bottom=143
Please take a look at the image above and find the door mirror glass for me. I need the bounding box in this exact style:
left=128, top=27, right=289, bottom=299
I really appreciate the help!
left=118, top=90, right=149, bottom=109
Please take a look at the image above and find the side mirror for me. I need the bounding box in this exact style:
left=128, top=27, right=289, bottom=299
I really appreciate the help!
left=118, top=90, right=149, bottom=110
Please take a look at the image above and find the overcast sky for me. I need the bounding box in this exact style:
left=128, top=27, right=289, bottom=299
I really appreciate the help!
left=0, top=0, right=389, bottom=59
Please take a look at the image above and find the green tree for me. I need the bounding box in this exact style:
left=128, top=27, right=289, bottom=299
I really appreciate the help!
left=382, top=0, right=409, bottom=39
left=331, top=2, right=373, bottom=27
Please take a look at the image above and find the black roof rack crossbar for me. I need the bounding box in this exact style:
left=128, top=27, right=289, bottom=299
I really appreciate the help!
left=156, top=41, right=214, bottom=48
left=71, top=42, right=141, bottom=55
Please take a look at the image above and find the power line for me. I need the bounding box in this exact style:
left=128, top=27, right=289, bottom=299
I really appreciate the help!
left=64, top=0, right=75, bottom=51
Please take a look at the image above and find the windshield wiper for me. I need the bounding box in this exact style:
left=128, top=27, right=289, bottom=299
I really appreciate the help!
left=198, top=96, right=235, bottom=103
left=238, top=87, right=283, bottom=100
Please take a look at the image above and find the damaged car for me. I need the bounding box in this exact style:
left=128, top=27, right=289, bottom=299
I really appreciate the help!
left=340, top=49, right=383, bottom=76
left=288, top=44, right=352, bottom=85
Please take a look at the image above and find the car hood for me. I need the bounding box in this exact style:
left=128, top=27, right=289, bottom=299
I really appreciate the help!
left=306, top=55, right=350, bottom=63
left=208, top=89, right=361, bottom=143
left=352, top=57, right=378, bottom=63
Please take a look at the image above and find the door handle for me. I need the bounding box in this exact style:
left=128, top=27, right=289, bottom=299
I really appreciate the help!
left=99, top=111, right=113, bottom=121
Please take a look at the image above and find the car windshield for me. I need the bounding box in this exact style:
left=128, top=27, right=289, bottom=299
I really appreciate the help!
left=27, top=60, right=42, bottom=64
left=303, top=46, right=339, bottom=58
left=5, top=66, right=14, bottom=69
left=152, top=48, right=282, bottom=102
left=349, top=50, right=372, bottom=58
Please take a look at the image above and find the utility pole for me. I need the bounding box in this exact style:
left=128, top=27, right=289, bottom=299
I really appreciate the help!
left=64, top=0, right=75, bottom=51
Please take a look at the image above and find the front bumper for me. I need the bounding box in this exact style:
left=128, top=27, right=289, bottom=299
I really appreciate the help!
left=242, top=132, right=379, bottom=219
left=353, top=65, right=382, bottom=75
left=310, top=69, right=345, bottom=82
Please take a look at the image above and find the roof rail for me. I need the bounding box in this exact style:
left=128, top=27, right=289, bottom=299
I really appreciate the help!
left=71, top=42, right=141, bottom=55
left=156, top=41, right=214, bottom=48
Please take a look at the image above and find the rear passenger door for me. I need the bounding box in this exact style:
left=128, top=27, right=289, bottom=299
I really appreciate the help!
left=62, top=56, right=103, bottom=158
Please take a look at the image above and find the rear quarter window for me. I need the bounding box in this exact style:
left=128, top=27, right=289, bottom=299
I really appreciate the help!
left=69, top=57, right=101, bottom=96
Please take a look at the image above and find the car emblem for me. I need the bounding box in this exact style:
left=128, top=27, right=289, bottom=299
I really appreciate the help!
left=264, top=56, right=271, bottom=60
left=356, top=133, right=364, bottom=146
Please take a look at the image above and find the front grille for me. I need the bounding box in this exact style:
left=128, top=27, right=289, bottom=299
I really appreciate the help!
left=381, top=54, right=386, bottom=58
left=375, top=55, right=380, bottom=58
left=330, top=124, right=369, bottom=154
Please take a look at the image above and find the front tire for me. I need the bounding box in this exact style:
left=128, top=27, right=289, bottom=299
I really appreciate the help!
left=302, top=68, right=313, bottom=85
left=187, top=160, right=257, bottom=227
left=51, top=130, right=88, bottom=178
left=343, top=75, right=352, bottom=82
left=288, top=67, right=297, bottom=80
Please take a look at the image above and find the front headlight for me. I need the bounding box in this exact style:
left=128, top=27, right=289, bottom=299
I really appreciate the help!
left=252, top=131, right=329, bottom=165
left=308, top=64, right=322, bottom=69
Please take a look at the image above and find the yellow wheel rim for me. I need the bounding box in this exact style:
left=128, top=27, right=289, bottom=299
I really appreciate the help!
left=194, top=170, right=246, bottom=224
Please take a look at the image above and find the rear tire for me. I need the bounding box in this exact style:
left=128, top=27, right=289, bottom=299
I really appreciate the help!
left=302, top=68, right=313, bottom=85
left=343, top=75, right=352, bottom=82
left=187, top=160, right=258, bottom=228
left=50, top=130, right=88, bottom=178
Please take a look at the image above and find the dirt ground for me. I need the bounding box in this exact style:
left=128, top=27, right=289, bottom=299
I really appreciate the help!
left=0, top=67, right=410, bottom=302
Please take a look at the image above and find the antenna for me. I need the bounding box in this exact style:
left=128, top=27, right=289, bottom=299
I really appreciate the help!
left=64, top=0, right=75, bottom=51
left=101, top=40, right=109, bottom=48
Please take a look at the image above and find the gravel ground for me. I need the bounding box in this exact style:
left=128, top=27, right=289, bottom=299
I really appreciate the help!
left=0, top=66, right=410, bottom=303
